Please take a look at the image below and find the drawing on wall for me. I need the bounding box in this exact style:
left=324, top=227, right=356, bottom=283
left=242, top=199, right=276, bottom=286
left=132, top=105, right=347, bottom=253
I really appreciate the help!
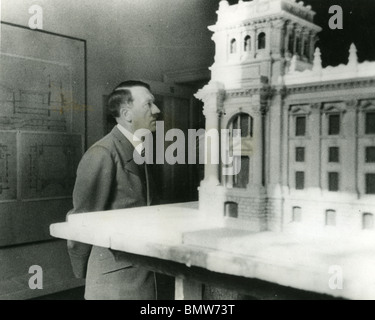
left=0, top=132, right=17, bottom=201
left=0, top=54, right=72, bottom=132
left=0, top=22, right=86, bottom=246
left=20, top=133, right=82, bottom=200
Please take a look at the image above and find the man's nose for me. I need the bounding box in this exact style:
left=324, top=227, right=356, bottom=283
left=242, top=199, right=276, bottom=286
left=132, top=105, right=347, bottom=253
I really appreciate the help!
left=151, top=104, right=161, bottom=115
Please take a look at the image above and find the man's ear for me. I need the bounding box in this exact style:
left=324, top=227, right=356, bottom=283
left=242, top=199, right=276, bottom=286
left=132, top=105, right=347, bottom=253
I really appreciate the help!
left=120, top=106, right=132, bottom=123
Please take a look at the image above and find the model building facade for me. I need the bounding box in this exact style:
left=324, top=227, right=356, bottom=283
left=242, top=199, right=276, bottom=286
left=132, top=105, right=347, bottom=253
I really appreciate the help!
left=195, top=0, right=375, bottom=234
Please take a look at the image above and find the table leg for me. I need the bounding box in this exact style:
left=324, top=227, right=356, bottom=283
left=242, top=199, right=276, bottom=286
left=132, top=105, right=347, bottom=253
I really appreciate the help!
left=175, top=277, right=202, bottom=300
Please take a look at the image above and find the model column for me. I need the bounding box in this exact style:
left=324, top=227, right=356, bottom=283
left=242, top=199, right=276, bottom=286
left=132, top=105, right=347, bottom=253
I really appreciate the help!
left=252, top=28, right=257, bottom=59
left=195, top=82, right=225, bottom=186
left=309, top=103, right=321, bottom=191
left=256, top=84, right=272, bottom=189
left=343, top=100, right=359, bottom=197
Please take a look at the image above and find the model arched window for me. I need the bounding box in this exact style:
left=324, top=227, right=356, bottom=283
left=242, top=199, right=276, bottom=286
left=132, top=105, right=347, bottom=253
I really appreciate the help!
left=244, top=35, right=251, bottom=52
left=229, top=113, right=253, bottom=138
left=225, top=202, right=238, bottom=218
left=296, top=35, right=302, bottom=55
left=292, top=207, right=302, bottom=222
left=363, top=213, right=374, bottom=230
left=230, top=38, right=237, bottom=54
left=303, top=39, right=310, bottom=58
left=325, top=210, right=336, bottom=226
left=258, top=32, right=266, bottom=50
left=288, top=34, right=294, bottom=53
left=226, top=113, right=253, bottom=189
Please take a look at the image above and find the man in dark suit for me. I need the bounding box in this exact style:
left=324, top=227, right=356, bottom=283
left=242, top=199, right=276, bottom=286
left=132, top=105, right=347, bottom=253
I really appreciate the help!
left=67, top=80, right=161, bottom=300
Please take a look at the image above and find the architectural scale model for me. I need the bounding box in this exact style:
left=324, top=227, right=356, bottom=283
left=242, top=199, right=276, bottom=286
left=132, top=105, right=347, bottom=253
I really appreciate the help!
left=195, top=0, right=375, bottom=235
left=50, top=0, right=375, bottom=300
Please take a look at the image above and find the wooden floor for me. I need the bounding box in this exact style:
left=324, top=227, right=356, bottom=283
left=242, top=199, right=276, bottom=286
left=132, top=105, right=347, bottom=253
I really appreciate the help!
left=29, top=275, right=256, bottom=300
left=31, top=286, right=85, bottom=300
left=30, top=274, right=176, bottom=300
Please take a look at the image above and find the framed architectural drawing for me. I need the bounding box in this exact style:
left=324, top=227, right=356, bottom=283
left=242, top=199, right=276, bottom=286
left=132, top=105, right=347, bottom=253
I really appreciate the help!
left=19, top=132, right=83, bottom=200
left=0, top=22, right=87, bottom=246
left=0, top=131, right=17, bottom=202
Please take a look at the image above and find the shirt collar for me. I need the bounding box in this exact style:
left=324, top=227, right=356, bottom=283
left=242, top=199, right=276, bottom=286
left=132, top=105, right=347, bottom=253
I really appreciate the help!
left=116, top=124, right=144, bottom=155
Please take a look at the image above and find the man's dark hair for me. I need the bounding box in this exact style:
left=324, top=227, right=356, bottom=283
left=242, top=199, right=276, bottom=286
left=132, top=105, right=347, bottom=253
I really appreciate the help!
left=115, top=80, right=150, bottom=91
left=107, top=80, right=151, bottom=118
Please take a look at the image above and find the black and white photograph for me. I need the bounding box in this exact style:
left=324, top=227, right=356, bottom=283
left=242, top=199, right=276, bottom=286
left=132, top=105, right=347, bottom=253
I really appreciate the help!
left=1, top=0, right=375, bottom=304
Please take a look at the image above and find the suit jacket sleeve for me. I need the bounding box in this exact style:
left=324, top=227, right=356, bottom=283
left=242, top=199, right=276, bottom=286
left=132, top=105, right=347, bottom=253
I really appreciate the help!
left=67, top=145, right=116, bottom=278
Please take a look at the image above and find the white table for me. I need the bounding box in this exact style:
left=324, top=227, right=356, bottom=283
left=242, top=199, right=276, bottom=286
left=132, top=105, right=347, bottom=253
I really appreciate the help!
left=50, top=202, right=375, bottom=300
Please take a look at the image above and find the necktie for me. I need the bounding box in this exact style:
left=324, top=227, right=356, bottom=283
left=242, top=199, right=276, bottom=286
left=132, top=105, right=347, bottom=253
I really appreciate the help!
left=141, top=148, right=151, bottom=206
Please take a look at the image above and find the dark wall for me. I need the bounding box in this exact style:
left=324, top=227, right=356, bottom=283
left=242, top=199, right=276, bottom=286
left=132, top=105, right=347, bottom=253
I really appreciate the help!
left=227, top=0, right=375, bottom=66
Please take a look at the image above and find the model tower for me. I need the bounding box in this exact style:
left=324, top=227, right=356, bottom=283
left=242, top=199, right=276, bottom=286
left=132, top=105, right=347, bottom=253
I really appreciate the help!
left=195, top=0, right=322, bottom=231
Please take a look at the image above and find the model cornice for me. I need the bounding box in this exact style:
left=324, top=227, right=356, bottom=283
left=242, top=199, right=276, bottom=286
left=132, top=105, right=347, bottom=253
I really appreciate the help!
left=226, top=87, right=263, bottom=97
left=217, top=0, right=316, bottom=19
left=212, top=0, right=321, bottom=33
left=281, top=11, right=322, bottom=32
left=209, top=14, right=320, bottom=33
left=209, top=15, right=281, bottom=32
left=286, top=78, right=375, bottom=95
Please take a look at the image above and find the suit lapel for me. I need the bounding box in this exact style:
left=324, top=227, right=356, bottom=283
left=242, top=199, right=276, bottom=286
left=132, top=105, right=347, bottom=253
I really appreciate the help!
left=111, top=126, right=155, bottom=205
left=111, top=126, right=142, bottom=177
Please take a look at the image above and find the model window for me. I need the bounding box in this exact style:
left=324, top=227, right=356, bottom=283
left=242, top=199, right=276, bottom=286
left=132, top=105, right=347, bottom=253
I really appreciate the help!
left=328, top=172, right=339, bottom=192
left=325, top=210, right=336, bottom=226
left=230, top=38, right=237, bottom=54
left=288, top=34, right=294, bottom=53
left=225, top=202, right=238, bottom=218
left=363, top=213, right=374, bottom=230
left=230, top=113, right=253, bottom=138
left=303, top=39, right=310, bottom=57
left=329, top=147, right=340, bottom=163
left=366, top=174, right=375, bottom=194
left=295, top=116, right=306, bottom=136
left=244, top=35, right=251, bottom=52
left=296, top=147, right=305, bottom=162
left=233, top=156, right=250, bottom=189
left=295, top=36, right=301, bottom=55
left=366, top=112, right=375, bottom=134
left=295, top=171, right=305, bottom=190
left=258, top=32, right=266, bottom=50
left=292, top=207, right=302, bottom=222
left=328, top=114, right=340, bottom=135
left=227, top=114, right=252, bottom=189
left=366, top=147, right=375, bottom=163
